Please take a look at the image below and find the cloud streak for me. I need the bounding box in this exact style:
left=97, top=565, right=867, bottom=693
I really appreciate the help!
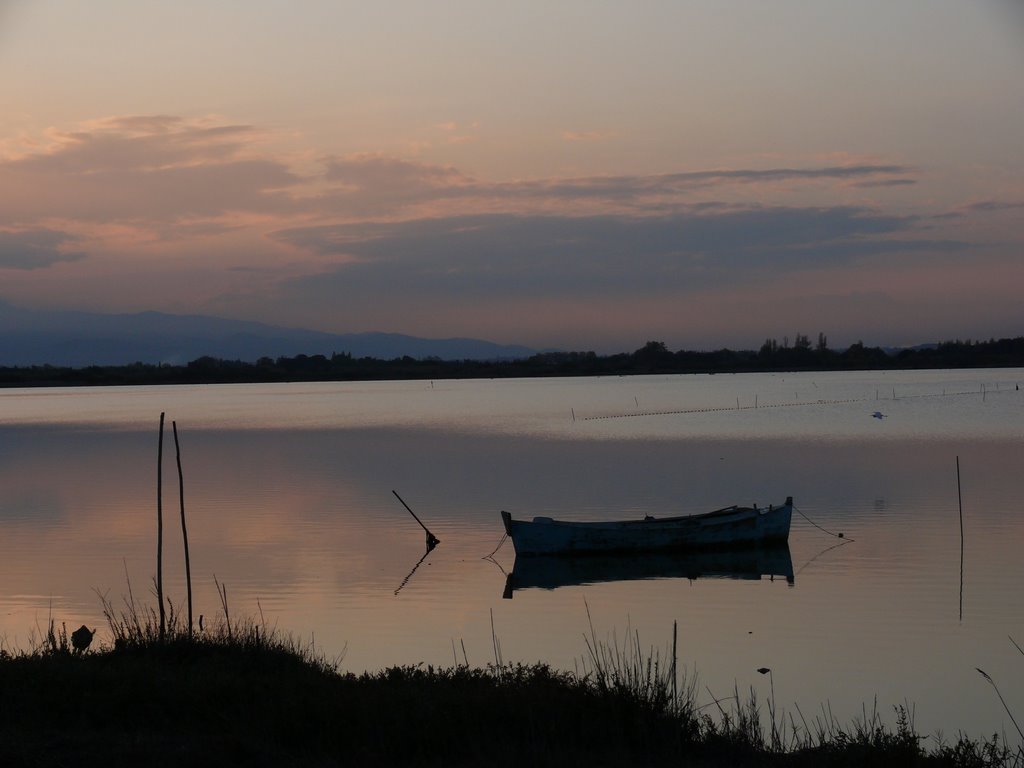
left=963, top=200, right=1024, bottom=213
left=0, top=229, right=85, bottom=270
left=305, top=156, right=918, bottom=219
left=0, top=116, right=301, bottom=228
left=271, top=206, right=954, bottom=302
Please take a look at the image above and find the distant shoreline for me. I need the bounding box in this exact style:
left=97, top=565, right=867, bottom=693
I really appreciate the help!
left=1, top=336, right=1022, bottom=388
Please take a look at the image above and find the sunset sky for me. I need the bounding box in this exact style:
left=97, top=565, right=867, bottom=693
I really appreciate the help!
left=1, top=0, right=1022, bottom=352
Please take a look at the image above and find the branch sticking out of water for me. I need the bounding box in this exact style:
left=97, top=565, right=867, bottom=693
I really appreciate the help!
left=156, top=412, right=166, bottom=642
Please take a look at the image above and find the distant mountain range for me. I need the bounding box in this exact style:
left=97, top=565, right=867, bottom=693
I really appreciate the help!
left=0, top=302, right=537, bottom=366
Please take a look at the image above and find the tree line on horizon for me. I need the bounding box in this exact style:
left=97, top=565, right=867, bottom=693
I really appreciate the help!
left=1, top=334, right=1022, bottom=387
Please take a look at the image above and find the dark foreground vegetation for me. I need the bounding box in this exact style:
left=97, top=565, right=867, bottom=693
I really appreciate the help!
left=2, top=607, right=1019, bottom=768
left=2, top=335, right=1023, bottom=387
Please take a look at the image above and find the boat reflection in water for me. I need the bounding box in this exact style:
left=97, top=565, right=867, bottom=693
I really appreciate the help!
left=502, top=544, right=794, bottom=599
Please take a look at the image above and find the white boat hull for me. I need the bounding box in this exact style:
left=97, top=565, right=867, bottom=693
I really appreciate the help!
left=501, top=498, right=792, bottom=556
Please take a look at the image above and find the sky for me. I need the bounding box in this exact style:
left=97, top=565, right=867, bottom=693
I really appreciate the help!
left=1, top=0, right=1022, bottom=352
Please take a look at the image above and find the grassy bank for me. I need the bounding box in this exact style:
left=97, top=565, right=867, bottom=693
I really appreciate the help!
left=1, top=611, right=1018, bottom=768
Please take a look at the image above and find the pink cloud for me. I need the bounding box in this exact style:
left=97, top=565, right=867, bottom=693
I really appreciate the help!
left=3, top=113, right=1017, bottom=350
left=0, top=116, right=301, bottom=230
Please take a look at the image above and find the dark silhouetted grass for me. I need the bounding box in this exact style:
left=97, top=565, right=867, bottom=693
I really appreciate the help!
left=1, top=600, right=1020, bottom=767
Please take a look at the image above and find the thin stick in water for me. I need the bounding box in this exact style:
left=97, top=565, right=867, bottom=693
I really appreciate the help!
left=957, top=455, right=964, bottom=622
left=157, top=412, right=166, bottom=642
left=173, top=421, right=193, bottom=636
left=957, top=456, right=964, bottom=548
left=671, top=619, right=678, bottom=708
left=392, top=490, right=440, bottom=548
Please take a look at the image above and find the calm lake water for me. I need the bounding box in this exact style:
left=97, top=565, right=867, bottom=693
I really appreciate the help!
left=1, top=369, right=1022, bottom=742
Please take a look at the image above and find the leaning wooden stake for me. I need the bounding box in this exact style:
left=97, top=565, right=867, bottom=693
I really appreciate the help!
left=173, top=421, right=193, bottom=636
left=392, top=490, right=440, bottom=548
left=157, top=412, right=166, bottom=642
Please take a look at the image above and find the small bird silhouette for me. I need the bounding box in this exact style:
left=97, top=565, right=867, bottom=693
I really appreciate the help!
left=71, top=625, right=95, bottom=654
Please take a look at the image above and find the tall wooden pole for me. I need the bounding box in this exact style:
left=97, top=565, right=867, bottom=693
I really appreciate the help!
left=957, top=455, right=964, bottom=622
left=157, top=412, right=166, bottom=641
left=173, top=421, right=193, bottom=636
left=957, top=456, right=964, bottom=550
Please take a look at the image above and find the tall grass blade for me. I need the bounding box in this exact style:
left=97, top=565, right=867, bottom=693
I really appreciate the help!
left=978, top=668, right=1024, bottom=744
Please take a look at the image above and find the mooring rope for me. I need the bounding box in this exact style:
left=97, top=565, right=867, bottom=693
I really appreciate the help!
left=793, top=504, right=852, bottom=541
left=794, top=540, right=850, bottom=577
left=482, top=532, right=508, bottom=559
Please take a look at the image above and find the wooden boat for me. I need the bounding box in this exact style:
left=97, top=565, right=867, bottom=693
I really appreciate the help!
left=502, top=544, right=794, bottom=598
left=500, top=497, right=792, bottom=556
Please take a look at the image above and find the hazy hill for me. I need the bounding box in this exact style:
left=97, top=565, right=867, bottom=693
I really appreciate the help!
left=0, top=301, right=536, bottom=366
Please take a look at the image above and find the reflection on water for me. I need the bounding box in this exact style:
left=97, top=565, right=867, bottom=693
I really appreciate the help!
left=0, top=371, right=1022, bottom=743
left=395, top=543, right=438, bottom=596
left=503, top=544, right=795, bottom=598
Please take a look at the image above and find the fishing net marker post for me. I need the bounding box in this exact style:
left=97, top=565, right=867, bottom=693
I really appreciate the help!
left=392, top=490, right=440, bottom=549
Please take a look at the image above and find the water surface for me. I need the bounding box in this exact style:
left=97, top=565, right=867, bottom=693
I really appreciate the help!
left=1, top=370, right=1022, bottom=741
